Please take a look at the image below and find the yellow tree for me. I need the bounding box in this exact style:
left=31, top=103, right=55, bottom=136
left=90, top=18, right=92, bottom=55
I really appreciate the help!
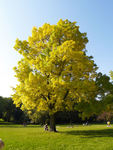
left=12, top=19, right=97, bottom=131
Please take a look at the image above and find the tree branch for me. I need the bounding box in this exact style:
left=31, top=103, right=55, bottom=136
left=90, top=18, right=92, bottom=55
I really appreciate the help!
left=41, top=94, right=47, bottom=101
left=63, top=90, right=69, bottom=100
left=48, top=92, right=51, bottom=100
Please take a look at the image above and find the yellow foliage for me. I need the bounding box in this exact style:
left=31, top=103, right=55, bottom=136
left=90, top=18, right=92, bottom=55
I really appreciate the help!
left=12, top=19, right=98, bottom=115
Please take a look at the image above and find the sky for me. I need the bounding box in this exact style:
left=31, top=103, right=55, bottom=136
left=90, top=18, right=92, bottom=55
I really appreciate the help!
left=0, top=0, right=113, bottom=97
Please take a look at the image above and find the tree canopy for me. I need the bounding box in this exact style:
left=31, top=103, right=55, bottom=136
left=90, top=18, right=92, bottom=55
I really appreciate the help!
left=12, top=19, right=98, bottom=131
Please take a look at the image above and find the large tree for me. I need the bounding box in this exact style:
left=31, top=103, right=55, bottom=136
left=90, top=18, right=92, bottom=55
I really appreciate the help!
left=12, top=19, right=97, bottom=131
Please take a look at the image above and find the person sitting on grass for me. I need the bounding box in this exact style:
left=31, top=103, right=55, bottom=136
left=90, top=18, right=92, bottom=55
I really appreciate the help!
left=0, top=139, right=4, bottom=150
left=44, top=124, right=48, bottom=131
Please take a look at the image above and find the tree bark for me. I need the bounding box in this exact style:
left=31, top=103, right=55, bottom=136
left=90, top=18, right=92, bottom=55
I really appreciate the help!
left=49, top=114, right=56, bottom=132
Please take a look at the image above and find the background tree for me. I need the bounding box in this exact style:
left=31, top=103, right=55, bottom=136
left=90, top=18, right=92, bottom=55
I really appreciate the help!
left=0, top=96, right=28, bottom=123
left=97, top=112, right=113, bottom=122
left=0, top=96, right=6, bottom=119
left=12, top=19, right=98, bottom=131
left=28, top=110, right=49, bottom=125
left=93, top=73, right=113, bottom=122
left=101, top=71, right=113, bottom=114
left=77, top=73, right=113, bottom=119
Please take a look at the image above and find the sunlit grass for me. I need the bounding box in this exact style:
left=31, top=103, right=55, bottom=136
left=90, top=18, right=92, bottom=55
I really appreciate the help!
left=0, top=124, right=113, bottom=150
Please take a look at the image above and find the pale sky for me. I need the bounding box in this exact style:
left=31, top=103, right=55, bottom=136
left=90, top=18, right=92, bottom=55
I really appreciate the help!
left=0, top=0, right=113, bottom=97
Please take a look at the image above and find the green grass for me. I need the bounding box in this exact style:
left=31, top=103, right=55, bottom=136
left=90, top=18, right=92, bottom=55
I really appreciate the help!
left=0, top=124, right=113, bottom=150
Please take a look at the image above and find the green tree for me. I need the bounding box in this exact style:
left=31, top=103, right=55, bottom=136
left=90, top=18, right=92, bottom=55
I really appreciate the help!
left=12, top=19, right=98, bottom=131
left=75, top=73, right=113, bottom=120
left=0, top=96, right=28, bottom=123
left=102, top=71, right=113, bottom=112
left=94, top=73, right=113, bottom=119
left=28, top=110, right=49, bottom=125
left=0, top=96, right=6, bottom=118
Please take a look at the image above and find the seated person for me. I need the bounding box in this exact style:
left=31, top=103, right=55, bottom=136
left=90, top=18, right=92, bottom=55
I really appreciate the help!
left=44, top=124, right=48, bottom=131
left=0, top=139, right=4, bottom=150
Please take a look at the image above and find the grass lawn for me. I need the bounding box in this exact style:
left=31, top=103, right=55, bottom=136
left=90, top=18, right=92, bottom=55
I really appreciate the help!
left=0, top=124, right=113, bottom=150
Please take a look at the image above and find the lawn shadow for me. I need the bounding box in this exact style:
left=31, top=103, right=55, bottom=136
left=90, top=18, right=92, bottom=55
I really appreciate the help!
left=0, top=124, right=42, bottom=128
left=60, top=128, right=113, bottom=138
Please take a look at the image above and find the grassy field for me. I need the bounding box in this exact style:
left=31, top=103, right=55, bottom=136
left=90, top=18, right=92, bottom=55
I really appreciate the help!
left=0, top=124, right=113, bottom=150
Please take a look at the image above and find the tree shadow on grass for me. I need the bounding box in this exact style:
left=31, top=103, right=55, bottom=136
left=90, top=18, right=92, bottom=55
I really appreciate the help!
left=0, top=126, right=42, bottom=128
left=60, top=129, right=113, bottom=138
left=0, top=124, right=42, bottom=128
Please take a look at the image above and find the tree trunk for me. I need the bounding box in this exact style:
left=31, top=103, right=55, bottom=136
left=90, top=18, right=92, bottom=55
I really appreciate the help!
left=49, top=114, right=56, bottom=132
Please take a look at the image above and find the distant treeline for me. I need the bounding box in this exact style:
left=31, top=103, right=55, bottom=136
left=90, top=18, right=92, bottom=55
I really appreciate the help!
left=0, top=96, right=98, bottom=124
left=1, top=96, right=110, bottom=125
